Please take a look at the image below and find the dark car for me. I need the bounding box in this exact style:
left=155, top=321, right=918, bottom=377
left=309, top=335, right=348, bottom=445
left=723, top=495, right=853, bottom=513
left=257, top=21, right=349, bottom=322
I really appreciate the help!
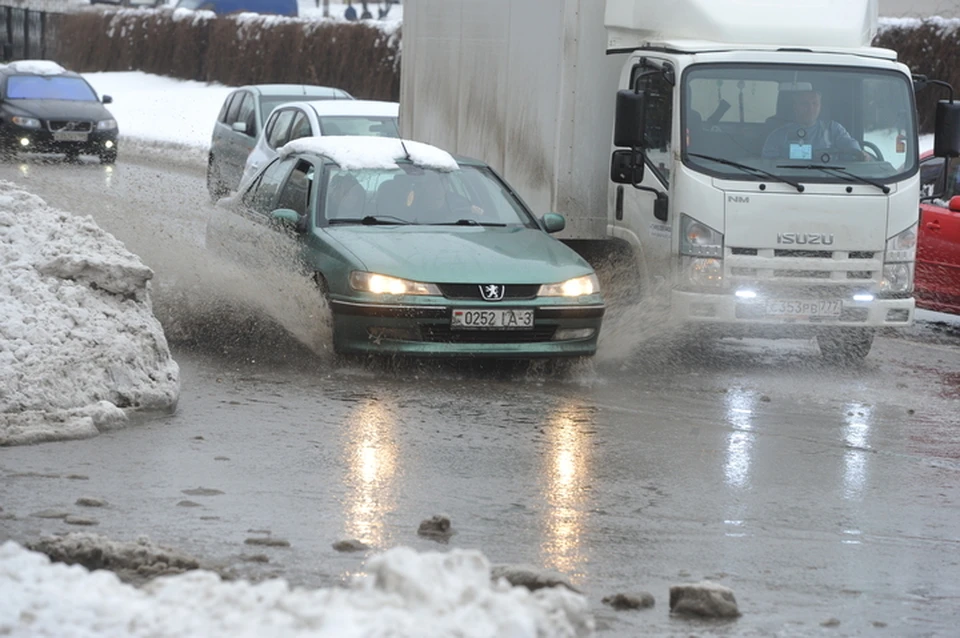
left=206, top=84, right=353, bottom=201
left=176, top=0, right=298, bottom=17
left=0, top=60, right=118, bottom=164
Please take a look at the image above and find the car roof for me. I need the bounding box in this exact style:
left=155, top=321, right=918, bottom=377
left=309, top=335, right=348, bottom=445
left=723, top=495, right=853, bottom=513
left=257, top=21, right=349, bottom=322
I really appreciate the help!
left=242, top=84, right=352, bottom=99
left=284, top=100, right=399, bottom=117
left=0, top=60, right=78, bottom=78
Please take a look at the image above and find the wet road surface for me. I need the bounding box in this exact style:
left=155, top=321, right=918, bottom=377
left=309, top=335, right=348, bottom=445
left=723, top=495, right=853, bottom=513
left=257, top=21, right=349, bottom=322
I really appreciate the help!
left=2, top=154, right=960, bottom=636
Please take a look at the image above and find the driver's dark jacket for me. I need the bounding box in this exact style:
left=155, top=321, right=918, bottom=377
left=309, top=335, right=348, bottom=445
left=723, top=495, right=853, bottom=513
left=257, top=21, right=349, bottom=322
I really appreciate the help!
left=761, top=119, right=861, bottom=159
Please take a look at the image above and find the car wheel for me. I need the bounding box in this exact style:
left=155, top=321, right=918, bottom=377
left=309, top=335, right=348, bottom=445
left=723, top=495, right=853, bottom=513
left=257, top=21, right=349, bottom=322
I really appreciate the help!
left=314, top=273, right=343, bottom=355
left=206, top=156, right=228, bottom=203
left=99, top=150, right=117, bottom=165
left=817, top=329, right=874, bottom=365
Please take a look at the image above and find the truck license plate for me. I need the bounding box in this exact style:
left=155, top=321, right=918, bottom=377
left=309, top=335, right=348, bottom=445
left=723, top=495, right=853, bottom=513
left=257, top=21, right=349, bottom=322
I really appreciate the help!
left=451, top=308, right=534, bottom=330
left=53, top=131, right=88, bottom=142
left=765, top=299, right=842, bottom=317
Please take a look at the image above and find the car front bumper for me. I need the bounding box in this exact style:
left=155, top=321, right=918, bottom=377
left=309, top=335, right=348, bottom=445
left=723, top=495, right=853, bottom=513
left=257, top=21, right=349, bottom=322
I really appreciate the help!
left=2, top=126, right=118, bottom=156
left=329, top=298, right=604, bottom=358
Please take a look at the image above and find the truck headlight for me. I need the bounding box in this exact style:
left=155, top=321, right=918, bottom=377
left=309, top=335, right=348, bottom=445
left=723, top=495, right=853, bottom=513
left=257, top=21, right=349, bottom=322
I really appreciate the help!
left=538, top=274, right=600, bottom=297
left=97, top=119, right=118, bottom=131
left=682, top=256, right=724, bottom=287
left=11, top=116, right=40, bottom=129
left=680, top=214, right=723, bottom=257
left=881, top=263, right=913, bottom=294
left=884, top=223, right=917, bottom=264
left=349, top=271, right=440, bottom=296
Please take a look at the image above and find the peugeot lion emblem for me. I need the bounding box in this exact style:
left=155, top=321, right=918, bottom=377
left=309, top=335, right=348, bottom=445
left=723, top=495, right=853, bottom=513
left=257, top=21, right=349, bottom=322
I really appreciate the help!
left=479, top=284, right=505, bottom=301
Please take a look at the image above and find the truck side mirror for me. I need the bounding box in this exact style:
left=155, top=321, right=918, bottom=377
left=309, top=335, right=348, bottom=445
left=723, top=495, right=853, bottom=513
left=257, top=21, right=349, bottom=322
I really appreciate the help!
left=611, top=149, right=645, bottom=185
left=934, top=100, right=960, bottom=158
left=614, top=89, right=647, bottom=149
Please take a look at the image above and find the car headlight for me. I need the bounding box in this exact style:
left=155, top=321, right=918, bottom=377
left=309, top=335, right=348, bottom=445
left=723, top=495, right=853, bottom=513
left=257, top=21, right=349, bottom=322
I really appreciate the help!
left=97, top=119, right=118, bottom=131
left=881, top=262, right=914, bottom=294
left=10, top=116, right=40, bottom=129
left=538, top=274, right=600, bottom=297
left=884, top=223, right=917, bottom=264
left=349, top=271, right=440, bottom=295
left=682, top=256, right=724, bottom=287
left=680, top=214, right=723, bottom=257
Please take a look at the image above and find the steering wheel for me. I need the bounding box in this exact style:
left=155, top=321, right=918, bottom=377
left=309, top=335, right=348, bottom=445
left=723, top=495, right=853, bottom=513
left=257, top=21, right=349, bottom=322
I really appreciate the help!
left=861, top=141, right=884, bottom=162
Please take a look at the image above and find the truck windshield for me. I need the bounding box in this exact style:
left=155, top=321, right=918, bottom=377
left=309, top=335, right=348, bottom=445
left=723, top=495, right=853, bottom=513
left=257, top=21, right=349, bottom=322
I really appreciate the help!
left=682, top=64, right=917, bottom=184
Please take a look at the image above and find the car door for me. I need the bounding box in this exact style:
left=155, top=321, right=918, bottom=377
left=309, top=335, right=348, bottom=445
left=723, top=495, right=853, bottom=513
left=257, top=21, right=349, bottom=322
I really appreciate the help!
left=917, top=156, right=960, bottom=314
left=219, top=157, right=295, bottom=268
left=223, top=91, right=258, bottom=189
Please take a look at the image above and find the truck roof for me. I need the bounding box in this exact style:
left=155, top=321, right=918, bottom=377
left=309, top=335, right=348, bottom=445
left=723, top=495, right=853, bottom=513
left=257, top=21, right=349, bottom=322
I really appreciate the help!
left=636, top=40, right=899, bottom=61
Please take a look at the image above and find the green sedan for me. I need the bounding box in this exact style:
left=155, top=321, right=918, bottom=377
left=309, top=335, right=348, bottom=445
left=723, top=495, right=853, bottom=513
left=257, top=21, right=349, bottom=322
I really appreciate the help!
left=206, top=136, right=604, bottom=358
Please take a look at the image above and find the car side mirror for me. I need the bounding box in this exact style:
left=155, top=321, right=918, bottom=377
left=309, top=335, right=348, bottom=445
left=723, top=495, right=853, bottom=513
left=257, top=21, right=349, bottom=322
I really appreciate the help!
left=949, top=196, right=960, bottom=212
left=541, top=213, right=565, bottom=234
left=934, top=100, right=960, bottom=158
left=271, top=208, right=305, bottom=231
left=102, top=95, right=113, bottom=104
left=611, top=149, right=645, bottom=185
left=614, top=89, right=647, bottom=149
left=232, top=121, right=248, bottom=134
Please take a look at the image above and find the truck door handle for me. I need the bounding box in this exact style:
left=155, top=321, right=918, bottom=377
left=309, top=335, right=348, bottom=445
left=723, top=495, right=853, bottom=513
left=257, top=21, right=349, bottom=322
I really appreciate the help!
left=926, top=220, right=941, bottom=232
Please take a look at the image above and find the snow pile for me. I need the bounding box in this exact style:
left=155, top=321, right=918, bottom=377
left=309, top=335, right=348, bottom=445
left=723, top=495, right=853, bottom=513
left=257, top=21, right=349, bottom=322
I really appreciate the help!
left=0, top=181, right=180, bottom=446
left=281, top=136, right=460, bottom=171
left=878, top=16, right=960, bottom=32
left=0, top=541, right=595, bottom=638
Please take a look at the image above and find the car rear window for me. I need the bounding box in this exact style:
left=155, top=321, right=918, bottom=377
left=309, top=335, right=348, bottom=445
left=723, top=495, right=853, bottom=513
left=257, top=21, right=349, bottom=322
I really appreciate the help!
left=5, top=76, right=98, bottom=101
left=317, top=116, right=399, bottom=137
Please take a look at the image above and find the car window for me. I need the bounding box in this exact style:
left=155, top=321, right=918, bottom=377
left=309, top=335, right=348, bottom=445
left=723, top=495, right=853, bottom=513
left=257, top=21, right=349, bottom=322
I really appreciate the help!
left=317, top=116, right=400, bottom=138
left=276, top=159, right=316, bottom=218
left=225, top=91, right=244, bottom=125
left=5, top=76, right=98, bottom=101
left=267, top=110, right=297, bottom=149
left=218, top=93, right=237, bottom=124
left=242, top=158, right=293, bottom=214
left=288, top=112, right=312, bottom=142
left=921, top=157, right=946, bottom=199
left=236, top=93, right=257, bottom=137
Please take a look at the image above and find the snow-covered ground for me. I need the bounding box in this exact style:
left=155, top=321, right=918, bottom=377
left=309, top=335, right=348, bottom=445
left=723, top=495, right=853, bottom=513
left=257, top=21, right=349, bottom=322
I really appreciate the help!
left=0, top=539, right=594, bottom=638
left=0, top=180, right=180, bottom=446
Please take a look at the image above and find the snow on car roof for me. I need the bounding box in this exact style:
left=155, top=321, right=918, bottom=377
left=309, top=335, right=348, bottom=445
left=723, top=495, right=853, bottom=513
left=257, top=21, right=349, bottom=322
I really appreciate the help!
left=303, top=99, right=399, bottom=117
left=2, top=60, right=67, bottom=75
left=281, top=136, right=460, bottom=172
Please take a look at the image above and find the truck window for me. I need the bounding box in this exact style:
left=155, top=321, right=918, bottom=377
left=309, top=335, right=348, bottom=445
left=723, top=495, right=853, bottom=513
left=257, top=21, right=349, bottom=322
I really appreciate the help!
left=631, top=67, right=673, bottom=186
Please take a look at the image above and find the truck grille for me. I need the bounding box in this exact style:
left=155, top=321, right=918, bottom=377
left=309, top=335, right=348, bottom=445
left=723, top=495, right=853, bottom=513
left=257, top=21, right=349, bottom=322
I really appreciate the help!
left=47, top=120, right=93, bottom=133
left=725, top=247, right=882, bottom=286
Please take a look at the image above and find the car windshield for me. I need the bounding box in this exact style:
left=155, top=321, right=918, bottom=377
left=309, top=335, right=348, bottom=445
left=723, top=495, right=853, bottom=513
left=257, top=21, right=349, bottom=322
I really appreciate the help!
left=317, top=116, right=399, bottom=137
left=5, top=75, right=98, bottom=101
left=682, top=64, right=917, bottom=183
left=322, top=164, right=538, bottom=227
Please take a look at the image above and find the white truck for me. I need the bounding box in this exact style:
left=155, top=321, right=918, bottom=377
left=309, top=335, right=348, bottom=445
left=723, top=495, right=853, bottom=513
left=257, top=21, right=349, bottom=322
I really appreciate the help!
left=400, top=0, right=959, bottom=360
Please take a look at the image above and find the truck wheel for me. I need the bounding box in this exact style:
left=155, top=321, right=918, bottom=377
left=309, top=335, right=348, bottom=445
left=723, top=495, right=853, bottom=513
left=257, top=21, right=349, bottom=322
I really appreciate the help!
left=206, top=157, right=227, bottom=203
left=817, top=329, right=874, bottom=364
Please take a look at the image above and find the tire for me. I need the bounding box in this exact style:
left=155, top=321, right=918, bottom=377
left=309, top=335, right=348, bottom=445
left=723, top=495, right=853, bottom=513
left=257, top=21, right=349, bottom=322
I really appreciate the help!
left=817, top=329, right=874, bottom=364
left=206, top=156, right=228, bottom=203
left=99, top=150, right=117, bottom=165
left=314, top=274, right=341, bottom=355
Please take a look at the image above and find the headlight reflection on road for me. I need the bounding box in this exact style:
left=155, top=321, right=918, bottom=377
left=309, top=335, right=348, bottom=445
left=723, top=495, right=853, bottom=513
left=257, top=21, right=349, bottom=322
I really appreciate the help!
left=723, top=388, right=757, bottom=490
left=18, top=163, right=29, bottom=179
left=842, top=403, right=873, bottom=501
left=342, top=398, right=398, bottom=549
left=540, top=401, right=593, bottom=578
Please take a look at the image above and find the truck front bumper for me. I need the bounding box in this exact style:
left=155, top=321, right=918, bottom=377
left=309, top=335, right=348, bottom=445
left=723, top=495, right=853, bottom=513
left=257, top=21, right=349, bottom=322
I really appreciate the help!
left=671, top=290, right=913, bottom=338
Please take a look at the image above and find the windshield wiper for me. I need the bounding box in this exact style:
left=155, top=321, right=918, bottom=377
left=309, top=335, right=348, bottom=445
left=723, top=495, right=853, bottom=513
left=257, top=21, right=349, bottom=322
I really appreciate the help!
left=328, top=215, right=412, bottom=226
left=688, top=152, right=805, bottom=192
left=428, top=219, right=507, bottom=227
left=776, top=164, right=891, bottom=194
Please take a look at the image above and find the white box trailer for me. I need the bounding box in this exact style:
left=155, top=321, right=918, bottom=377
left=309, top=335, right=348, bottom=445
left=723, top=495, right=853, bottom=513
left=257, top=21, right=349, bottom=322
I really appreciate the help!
left=401, top=0, right=958, bottom=361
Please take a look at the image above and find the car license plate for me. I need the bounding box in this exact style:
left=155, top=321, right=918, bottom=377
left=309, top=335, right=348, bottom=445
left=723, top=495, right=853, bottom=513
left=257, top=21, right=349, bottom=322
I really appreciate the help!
left=451, top=308, right=534, bottom=330
left=53, top=131, right=88, bottom=142
left=765, top=299, right=842, bottom=317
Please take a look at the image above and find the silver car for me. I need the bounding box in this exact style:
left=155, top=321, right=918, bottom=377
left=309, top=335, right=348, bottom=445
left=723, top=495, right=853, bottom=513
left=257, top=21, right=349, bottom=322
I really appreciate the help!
left=206, top=84, right=352, bottom=201
left=239, top=100, right=400, bottom=188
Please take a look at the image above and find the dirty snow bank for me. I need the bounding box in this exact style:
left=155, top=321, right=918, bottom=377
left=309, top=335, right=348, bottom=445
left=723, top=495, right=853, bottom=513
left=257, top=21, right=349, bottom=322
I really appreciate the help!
left=0, top=181, right=180, bottom=446
left=0, top=541, right=594, bottom=638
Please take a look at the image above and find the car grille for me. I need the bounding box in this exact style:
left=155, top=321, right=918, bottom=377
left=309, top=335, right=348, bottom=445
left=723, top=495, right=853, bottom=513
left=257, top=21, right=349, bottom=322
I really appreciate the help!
left=47, top=120, right=93, bottom=133
left=436, top=284, right=540, bottom=300
left=420, top=325, right=556, bottom=343
left=726, top=247, right=882, bottom=286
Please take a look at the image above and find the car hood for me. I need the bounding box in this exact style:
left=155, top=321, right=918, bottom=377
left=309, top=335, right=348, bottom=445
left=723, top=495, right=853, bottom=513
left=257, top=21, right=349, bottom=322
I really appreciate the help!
left=321, top=226, right=593, bottom=284
left=4, top=99, right=113, bottom=121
